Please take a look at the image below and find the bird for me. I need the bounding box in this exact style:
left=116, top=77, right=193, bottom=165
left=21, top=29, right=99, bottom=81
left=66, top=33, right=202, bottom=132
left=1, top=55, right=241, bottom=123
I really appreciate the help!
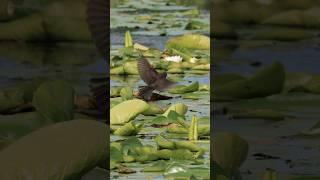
left=137, top=57, right=174, bottom=101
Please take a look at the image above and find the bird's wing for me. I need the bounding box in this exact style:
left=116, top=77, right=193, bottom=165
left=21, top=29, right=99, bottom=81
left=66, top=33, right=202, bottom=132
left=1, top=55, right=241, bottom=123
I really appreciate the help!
left=86, top=0, right=109, bottom=60
left=137, top=57, right=159, bottom=85
left=155, top=78, right=175, bottom=91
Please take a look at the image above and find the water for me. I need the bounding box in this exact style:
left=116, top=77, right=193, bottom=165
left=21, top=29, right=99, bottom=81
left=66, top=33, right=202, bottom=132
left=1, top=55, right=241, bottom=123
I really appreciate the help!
left=214, top=38, right=320, bottom=178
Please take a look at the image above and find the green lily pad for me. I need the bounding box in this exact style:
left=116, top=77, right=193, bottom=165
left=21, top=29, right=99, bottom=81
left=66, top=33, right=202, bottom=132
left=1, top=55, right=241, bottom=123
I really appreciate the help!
left=213, top=132, right=249, bottom=177
left=262, top=169, right=278, bottom=180
left=175, top=141, right=202, bottom=152
left=143, top=160, right=167, bottom=172
left=166, top=34, right=210, bottom=50
left=142, top=103, right=164, bottom=115
left=0, top=112, right=47, bottom=150
left=121, top=137, right=143, bottom=156
left=232, top=109, right=285, bottom=121
left=113, top=122, right=143, bottom=136
left=163, top=103, right=188, bottom=117
left=214, top=62, right=285, bottom=99
left=32, top=80, right=75, bottom=122
left=0, top=119, right=108, bottom=179
left=0, top=88, right=24, bottom=113
left=120, top=87, right=133, bottom=101
left=110, top=99, right=149, bottom=125
left=169, top=81, right=199, bottom=94
left=155, top=135, right=176, bottom=150
left=164, top=163, right=209, bottom=179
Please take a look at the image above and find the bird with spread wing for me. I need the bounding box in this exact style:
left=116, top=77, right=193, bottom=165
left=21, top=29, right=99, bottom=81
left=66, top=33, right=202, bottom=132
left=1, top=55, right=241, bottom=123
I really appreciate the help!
left=137, top=57, right=174, bottom=101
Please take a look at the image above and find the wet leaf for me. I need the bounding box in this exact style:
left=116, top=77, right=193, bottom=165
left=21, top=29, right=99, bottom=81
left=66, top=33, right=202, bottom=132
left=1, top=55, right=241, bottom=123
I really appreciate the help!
left=0, top=120, right=108, bottom=179
left=166, top=34, right=210, bottom=50
left=110, top=99, right=149, bottom=125
left=0, top=88, right=24, bottom=112
left=213, top=132, right=249, bottom=177
left=155, top=135, right=176, bottom=150
left=232, top=109, right=285, bottom=121
left=142, top=103, right=164, bottom=115
left=169, top=81, right=199, bottom=94
left=120, top=87, right=133, bottom=101
left=262, top=169, right=278, bottom=180
left=143, top=160, right=167, bottom=172
left=32, top=80, right=75, bottom=122
left=113, top=122, right=143, bottom=136
left=163, top=103, right=188, bottom=117
left=175, top=141, right=202, bottom=152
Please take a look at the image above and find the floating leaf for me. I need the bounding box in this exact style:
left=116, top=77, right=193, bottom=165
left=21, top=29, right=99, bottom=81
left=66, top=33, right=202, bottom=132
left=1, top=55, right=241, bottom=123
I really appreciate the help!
left=164, top=163, right=209, bottom=179
left=32, top=80, right=75, bottom=122
left=155, top=135, right=175, bottom=150
left=0, top=120, right=108, bottom=179
left=120, top=87, right=133, bottom=101
left=110, top=146, right=123, bottom=164
left=166, top=34, right=210, bottom=50
left=232, top=109, right=285, bottom=121
left=110, top=87, right=123, bottom=97
left=113, top=122, right=143, bottom=136
left=213, top=132, right=249, bottom=177
left=142, top=103, right=164, bottom=115
left=262, top=169, right=278, bottom=180
left=163, top=103, right=188, bottom=117
left=110, top=99, right=149, bottom=125
left=0, top=88, right=24, bottom=112
left=143, top=160, right=167, bottom=172
left=169, top=81, right=199, bottom=94
left=121, top=137, right=143, bottom=157
left=215, top=62, right=285, bottom=99
left=175, top=141, right=202, bottom=152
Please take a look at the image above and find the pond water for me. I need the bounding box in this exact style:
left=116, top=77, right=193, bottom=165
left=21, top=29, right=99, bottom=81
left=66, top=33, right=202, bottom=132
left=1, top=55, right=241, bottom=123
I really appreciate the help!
left=214, top=37, right=320, bottom=179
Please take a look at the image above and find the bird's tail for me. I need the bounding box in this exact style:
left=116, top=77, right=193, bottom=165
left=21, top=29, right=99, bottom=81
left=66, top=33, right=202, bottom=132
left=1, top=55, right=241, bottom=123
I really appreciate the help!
left=138, top=86, right=154, bottom=101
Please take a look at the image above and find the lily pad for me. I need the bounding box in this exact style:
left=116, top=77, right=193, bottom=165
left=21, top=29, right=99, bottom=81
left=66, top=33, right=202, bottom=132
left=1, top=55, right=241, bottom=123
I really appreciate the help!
left=0, top=119, right=108, bottom=179
left=113, top=122, right=143, bottom=136
left=163, top=103, right=188, bottom=117
left=110, top=99, right=149, bottom=125
left=169, top=81, right=199, bottom=94
left=166, top=34, right=210, bottom=50
left=32, top=80, right=75, bottom=122
left=213, top=132, right=249, bottom=177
